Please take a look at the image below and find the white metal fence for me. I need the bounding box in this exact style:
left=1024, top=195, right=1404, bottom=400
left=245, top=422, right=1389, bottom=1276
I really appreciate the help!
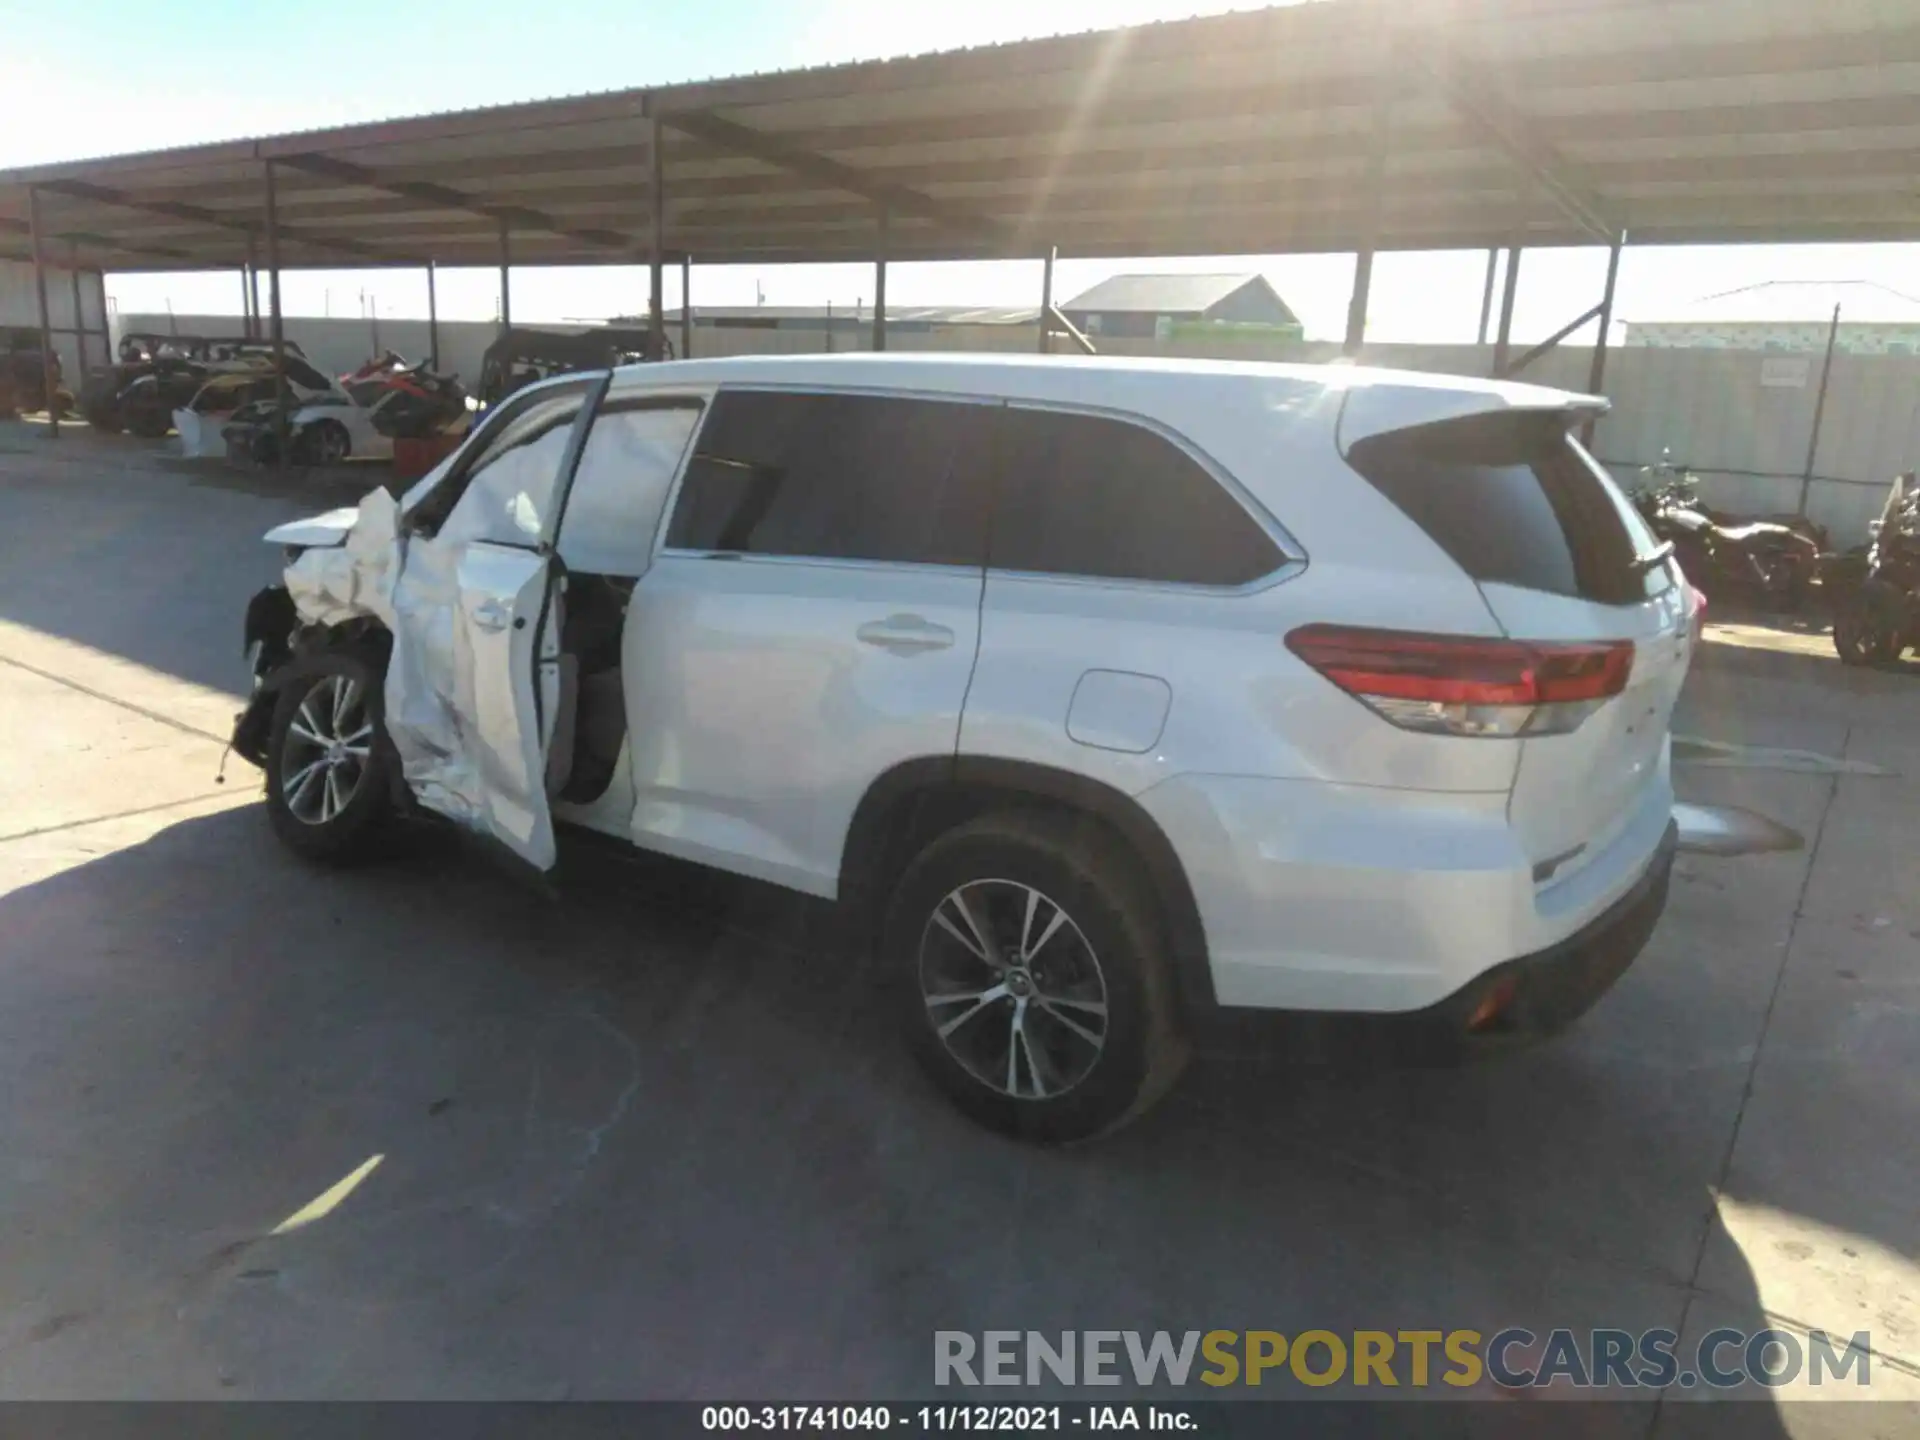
left=118, top=312, right=1920, bottom=545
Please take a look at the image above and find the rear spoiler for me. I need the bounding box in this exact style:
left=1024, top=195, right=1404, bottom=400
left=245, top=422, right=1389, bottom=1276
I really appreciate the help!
left=1335, top=377, right=1608, bottom=456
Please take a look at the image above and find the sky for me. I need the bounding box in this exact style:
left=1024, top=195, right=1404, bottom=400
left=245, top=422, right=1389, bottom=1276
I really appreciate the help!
left=4, top=0, right=1917, bottom=343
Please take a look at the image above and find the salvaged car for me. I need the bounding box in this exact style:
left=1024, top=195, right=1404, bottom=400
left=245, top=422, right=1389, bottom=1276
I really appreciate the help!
left=230, top=352, right=1725, bottom=1142
left=477, top=325, right=667, bottom=406
left=83, top=334, right=321, bottom=438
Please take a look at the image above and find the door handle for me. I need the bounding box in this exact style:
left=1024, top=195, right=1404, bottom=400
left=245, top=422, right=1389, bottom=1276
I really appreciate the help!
left=470, top=599, right=513, bottom=633
left=856, top=614, right=955, bottom=654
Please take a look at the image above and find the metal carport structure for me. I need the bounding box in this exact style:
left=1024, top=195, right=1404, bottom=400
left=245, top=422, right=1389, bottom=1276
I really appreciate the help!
left=2, top=0, right=1917, bottom=439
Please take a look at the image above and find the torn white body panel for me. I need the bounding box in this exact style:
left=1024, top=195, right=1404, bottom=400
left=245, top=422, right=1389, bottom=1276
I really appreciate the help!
left=174, top=409, right=235, bottom=459
left=265, top=507, right=359, bottom=549
left=280, top=487, right=557, bottom=869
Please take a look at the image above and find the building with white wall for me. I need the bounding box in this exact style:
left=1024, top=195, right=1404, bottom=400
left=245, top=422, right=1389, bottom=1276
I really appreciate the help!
left=1623, top=280, right=1920, bottom=355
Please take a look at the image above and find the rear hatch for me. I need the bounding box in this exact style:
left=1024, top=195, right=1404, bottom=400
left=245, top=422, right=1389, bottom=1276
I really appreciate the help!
left=1342, top=406, right=1691, bottom=875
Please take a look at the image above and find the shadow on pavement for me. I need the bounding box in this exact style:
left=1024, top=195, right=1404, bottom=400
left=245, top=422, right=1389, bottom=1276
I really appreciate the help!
left=0, top=800, right=1813, bottom=1432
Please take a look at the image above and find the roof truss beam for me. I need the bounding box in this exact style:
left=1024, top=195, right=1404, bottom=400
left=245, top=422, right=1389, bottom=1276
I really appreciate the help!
left=272, top=152, right=636, bottom=254
left=0, top=214, right=190, bottom=263
left=1416, top=45, right=1617, bottom=243
left=34, top=176, right=409, bottom=264
left=660, top=109, right=1008, bottom=244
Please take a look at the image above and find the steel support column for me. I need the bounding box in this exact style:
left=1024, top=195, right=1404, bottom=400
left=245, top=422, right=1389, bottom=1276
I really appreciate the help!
left=69, top=242, right=87, bottom=378
left=1038, top=246, right=1056, bottom=355
left=649, top=114, right=666, bottom=359
left=1476, top=248, right=1498, bottom=345
left=94, top=272, right=111, bottom=368
left=264, top=160, right=288, bottom=468
left=243, top=233, right=258, bottom=338
left=1344, top=52, right=1394, bottom=357
left=26, top=188, right=58, bottom=438
left=1582, top=234, right=1624, bottom=444
left=680, top=254, right=692, bottom=359
left=1799, top=303, right=1843, bottom=517
left=1491, top=244, right=1522, bottom=377
left=497, top=220, right=512, bottom=338
left=426, top=260, right=440, bottom=370
left=872, top=208, right=888, bottom=353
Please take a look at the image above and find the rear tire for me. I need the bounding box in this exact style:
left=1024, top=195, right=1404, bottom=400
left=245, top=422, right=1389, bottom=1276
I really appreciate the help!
left=263, top=647, right=396, bottom=865
left=882, top=811, right=1187, bottom=1143
left=1834, top=585, right=1906, bottom=666
left=126, top=408, right=171, bottom=439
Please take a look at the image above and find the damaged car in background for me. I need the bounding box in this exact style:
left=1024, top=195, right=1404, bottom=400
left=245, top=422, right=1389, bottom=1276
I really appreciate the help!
left=220, top=352, right=471, bottom=464
left=229, top=353, right=1796, bottom=1143
left=80, top=333, right=307, bottom=438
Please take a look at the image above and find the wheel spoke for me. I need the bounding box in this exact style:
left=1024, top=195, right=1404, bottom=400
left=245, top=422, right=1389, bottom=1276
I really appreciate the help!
left=321, top=766, right=344, bottom=823
left=1035, top=997, right=1104, bottom=1050
left=288, top=721, right=327, bottom=747
left=934, top=889, right=1003, bottom=971
left=1013, top=1010, right=1049, bottom=1099
left=1022, top=904, right=1069, bottom=964
left=1038, top=992, right=1106, bottom=1016
left=340, top=722, right=374, bottom=745
left=934, top=983, right=1008, bottom=1038
left=332, top=677, right=359, bottom=733
left=1006, top=999, right=1026, bottom=1095
left=286, top=759, right=325, bottom=814
left=297, top=698, right=329, bottom=745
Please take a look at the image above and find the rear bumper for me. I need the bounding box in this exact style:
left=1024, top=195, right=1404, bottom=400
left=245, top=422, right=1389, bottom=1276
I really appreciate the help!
left=1200, top=819, right=1676, bottom=1063
left=1412, top=815, right=1675, bottom=1042
left=1138, top=764, right=1675, bottom=1014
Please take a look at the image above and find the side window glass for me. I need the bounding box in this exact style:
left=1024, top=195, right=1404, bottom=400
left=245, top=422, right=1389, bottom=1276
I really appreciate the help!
left=556, top=400, right=704, bottom=577
left=988, top=407, right=1282, bottom=585
left=664, top=390, right=991, bottom=566
left=435, top=390, right=586, bottom=548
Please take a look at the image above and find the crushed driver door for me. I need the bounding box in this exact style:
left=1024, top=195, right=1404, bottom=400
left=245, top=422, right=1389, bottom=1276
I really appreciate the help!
left=387, top=373, right=608, bottom=874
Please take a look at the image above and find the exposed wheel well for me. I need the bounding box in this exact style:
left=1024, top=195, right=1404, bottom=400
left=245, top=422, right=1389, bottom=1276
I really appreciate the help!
left=841, top=757, right=1216, bottom=1016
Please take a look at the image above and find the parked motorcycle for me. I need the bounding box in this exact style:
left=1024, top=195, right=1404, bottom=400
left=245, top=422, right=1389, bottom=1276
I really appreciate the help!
left=1632, top=472, right=1820, bottom=610
left=1833, top=474, right=1919, bottom=666
left=1640, top=452, right=1829, bottom=550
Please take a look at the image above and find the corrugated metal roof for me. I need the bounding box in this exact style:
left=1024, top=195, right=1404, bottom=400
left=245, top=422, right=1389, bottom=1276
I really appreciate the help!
left=1059, top=273, right=1263, bottom=314
left=1, top=0, right=1917, bottom=274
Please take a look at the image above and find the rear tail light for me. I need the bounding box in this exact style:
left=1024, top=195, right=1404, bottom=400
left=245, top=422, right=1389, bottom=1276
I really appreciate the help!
left=1286, top=624, right=1634, bottom=739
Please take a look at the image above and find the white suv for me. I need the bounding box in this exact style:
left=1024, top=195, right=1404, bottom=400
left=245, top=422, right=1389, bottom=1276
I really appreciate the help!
left=231, top=353, right=1691, bottom=1142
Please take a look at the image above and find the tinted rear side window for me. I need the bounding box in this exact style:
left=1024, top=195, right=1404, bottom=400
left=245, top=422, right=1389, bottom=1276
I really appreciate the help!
left=990, top=407, right=1282, bottom=585
left=1345, top=411, right=1662, bottom=605
left=664, top=389, right=990, bottom=566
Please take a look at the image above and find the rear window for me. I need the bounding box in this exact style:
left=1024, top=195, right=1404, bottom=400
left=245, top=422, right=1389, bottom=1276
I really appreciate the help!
left=1345, top=411, right=1667, bottom=605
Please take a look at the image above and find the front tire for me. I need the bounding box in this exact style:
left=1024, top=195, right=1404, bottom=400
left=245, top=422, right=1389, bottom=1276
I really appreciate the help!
left=264, top=648, right=395, bottom=864
left=883, top=812, right=1187, bottom=1143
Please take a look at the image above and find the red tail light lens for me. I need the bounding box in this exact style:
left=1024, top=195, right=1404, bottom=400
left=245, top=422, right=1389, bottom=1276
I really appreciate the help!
left=1286, top=625, right=1634, bottom=738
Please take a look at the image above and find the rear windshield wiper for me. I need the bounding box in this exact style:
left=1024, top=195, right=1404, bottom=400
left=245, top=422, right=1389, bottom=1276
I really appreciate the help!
left=1630, top=541, right=1675, bottom=573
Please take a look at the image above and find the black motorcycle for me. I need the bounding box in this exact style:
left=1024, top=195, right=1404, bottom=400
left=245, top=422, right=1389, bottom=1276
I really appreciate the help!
left=1632, top=474, right=1820, bottom=610
left=1833, top=476, right=1918, bottom=666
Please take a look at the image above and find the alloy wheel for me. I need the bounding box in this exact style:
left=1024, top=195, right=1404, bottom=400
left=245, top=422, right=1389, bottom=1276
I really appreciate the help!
left=279, top=674, right=375, bottom=826
left=917, top=879, right=1110, bottom=1101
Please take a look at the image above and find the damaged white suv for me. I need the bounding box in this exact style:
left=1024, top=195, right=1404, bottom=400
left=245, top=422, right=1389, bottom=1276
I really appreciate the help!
left=233, top=353, right=1691, bottom=1142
